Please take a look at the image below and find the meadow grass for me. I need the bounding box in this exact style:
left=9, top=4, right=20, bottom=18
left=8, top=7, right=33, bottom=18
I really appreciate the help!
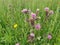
left=0, top=0, right=60, bottom=45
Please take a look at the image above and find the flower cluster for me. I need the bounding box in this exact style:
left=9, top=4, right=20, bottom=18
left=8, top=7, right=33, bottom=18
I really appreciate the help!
left=21, top=8, right=41, bottom=30
left=44, top=7, right=54, bottom=20
left=18, top=8, right=53, bottom=44
left=21, top=8, right=41, bottom=42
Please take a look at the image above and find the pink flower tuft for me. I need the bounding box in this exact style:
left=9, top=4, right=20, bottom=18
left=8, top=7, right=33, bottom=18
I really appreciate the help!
left=21, top=9, right=28, bottom=13
left=48, top=34, right=52, bottom=40
left=44, top=7, right=49, bottom=12
left=49, top=10, right=54, bottom=15
left=35, top=24, right=41, bottom=30
left=31, top=13, right=36, bottom=19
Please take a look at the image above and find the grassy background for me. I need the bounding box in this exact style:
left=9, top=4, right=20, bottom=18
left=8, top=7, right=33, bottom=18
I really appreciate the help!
left=0, top=0, right=60, bottom=45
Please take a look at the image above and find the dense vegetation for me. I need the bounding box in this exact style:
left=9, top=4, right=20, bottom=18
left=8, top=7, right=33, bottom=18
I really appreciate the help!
left=0, top=0, right=60, bottom=45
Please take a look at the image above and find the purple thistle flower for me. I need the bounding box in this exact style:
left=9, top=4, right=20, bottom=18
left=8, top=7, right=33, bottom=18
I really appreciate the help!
left=44, top=7, right=49, bottom=20
left=49, top=10, right=54, bottom=15
left=31, top=13, right=36, bottom=19
left=35, top=24, right=41, bottom=30
left=15, top=43, right=20, bottom=45
left=44, top=7, right=49, bottom=12
left=44, top=7, right=49, bottom=17
left=21, top=9, right=28, bottom=13
left=48, top=34, right=52, bottom=40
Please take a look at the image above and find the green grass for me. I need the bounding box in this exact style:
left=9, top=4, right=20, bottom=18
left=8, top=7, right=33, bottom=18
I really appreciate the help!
left=0, top=0, right=60, bottom=45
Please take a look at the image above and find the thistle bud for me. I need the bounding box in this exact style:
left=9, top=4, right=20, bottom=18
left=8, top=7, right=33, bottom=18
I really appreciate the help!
left=36, top=9, right=40, bottom=16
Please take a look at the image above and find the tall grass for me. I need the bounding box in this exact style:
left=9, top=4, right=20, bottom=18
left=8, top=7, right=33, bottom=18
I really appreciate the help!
left=0, top=0, right=60, bottom=45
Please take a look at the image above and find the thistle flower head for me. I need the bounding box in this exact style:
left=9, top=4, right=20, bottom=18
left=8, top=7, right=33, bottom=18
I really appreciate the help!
left=44, top=7, right=49, bottom=12
left=21, top=9, right=28, bottom=13
left=48, top=34, right=52, bottom=40
left=49, top=10, right=54, bottom=15
left=31, top=13, right=36, bottom=19
left=35, top=24, right=41, bottom=30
